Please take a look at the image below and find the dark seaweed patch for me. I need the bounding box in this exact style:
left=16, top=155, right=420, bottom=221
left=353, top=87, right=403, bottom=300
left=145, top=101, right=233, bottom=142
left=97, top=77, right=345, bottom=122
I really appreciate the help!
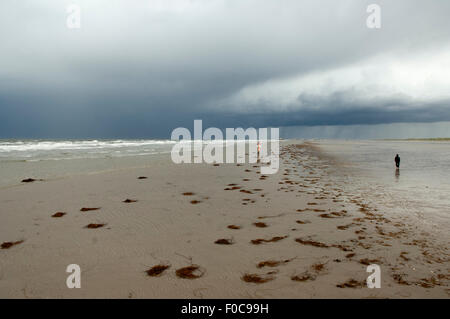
left=251, top=236, right=287, bottom=245
left=175, top=265, right=205, bottom=279
left=85, top=223, right=105, bottom=229
left=214, top=238, right=234, bottom=245
left=1, top=240, right=24, bottom=249
left=241, top=273, right=274, bottom=283
left=52, top=212, right=66, bottom=218
left=146, top=264, right=170, bottom=277
left=80, top=207, right=101, bottom=212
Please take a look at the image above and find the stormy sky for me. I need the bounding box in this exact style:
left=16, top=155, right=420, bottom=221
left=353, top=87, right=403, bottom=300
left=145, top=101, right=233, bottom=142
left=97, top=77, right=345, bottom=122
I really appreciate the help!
left=1, top=0, right=450, bottom=139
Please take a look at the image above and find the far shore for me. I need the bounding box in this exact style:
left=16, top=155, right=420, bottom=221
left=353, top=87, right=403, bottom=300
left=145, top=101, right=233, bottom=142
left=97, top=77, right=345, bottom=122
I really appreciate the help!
left=381, top=138, right=450, bottom=141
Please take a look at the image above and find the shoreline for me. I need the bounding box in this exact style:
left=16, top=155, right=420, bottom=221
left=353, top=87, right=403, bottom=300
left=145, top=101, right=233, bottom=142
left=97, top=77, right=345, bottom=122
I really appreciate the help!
left=381, top=138, right=450, bottom=141
left=0, top=142, right=448, bottom=298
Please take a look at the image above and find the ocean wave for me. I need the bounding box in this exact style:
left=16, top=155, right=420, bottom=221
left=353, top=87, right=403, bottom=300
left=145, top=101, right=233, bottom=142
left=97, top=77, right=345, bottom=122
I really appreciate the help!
left=0, top=139, right=176, bottom=152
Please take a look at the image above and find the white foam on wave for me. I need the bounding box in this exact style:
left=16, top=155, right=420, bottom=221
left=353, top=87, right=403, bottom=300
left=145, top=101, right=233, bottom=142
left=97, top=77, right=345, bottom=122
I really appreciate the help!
left=0, top=140, right=176, bottom=152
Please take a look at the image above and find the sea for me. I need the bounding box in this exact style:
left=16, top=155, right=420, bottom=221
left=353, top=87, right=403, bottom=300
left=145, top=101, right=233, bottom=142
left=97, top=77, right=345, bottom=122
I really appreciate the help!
left=0, top=139, right=175, bottom=187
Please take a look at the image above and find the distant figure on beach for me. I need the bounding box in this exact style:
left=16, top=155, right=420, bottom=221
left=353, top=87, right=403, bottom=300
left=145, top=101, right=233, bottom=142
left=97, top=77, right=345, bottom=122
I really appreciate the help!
left=395, top=154, right=400, bottom=168
left=257, top=141, right=261, bottom=159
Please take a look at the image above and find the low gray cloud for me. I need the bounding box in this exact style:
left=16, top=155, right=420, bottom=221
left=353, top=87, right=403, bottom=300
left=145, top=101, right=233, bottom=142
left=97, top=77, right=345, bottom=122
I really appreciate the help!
left=1, top=0, right=450, bottom=138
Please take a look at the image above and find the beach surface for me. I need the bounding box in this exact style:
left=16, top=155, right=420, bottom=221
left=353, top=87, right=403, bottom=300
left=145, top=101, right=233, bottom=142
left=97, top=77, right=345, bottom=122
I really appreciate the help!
left=0, top=142, right=448, bottom=298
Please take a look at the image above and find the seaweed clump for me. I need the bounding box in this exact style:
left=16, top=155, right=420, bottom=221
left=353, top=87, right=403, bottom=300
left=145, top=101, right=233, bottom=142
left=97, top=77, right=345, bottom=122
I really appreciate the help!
left=253, top=222, right=268, bottom=228
left=52, top=212, right=66, bottom=218
left=241, top=273, right=274, bottom=284
left=146, top=264, right=170, bottom=277
left=21, top=178, right=36, bottom=183
left=214, top=238, right=234, bottom=245
left=85, top=223, right=105, bottom=229
left=295, top=238, right=329, bottom=248
left=257, top=259, right=291, bottom=268
left=251, top=236, right=287, bottom=245
left=175, top=265, right=205, bottom=279
left=80, top=207, right=101, bottom=212
left=291, top=272, right=316, bottom=282
left=1, top=240, right=24, bottom=249
left=336, top=279, right=365, bottom=288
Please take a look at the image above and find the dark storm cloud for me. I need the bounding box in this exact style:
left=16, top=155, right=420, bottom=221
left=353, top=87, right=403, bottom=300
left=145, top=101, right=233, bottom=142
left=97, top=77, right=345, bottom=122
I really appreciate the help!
left=1, top=0, right=450, bottom=138
left=196, top=98, right=450, bottom=129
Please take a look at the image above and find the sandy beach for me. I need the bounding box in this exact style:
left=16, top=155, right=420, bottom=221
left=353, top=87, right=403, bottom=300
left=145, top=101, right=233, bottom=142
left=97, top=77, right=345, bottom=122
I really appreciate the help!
left=0, top=141, right=448, bottom=298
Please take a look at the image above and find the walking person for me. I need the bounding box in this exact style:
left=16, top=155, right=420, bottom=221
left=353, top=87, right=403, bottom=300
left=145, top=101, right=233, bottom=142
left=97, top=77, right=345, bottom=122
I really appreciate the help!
left=395, top=154, right=400, bottom=168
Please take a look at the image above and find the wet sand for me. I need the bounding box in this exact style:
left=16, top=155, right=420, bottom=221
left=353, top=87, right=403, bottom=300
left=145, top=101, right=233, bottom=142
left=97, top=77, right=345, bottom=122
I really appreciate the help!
left=0, top=142, right=448, bottom=298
